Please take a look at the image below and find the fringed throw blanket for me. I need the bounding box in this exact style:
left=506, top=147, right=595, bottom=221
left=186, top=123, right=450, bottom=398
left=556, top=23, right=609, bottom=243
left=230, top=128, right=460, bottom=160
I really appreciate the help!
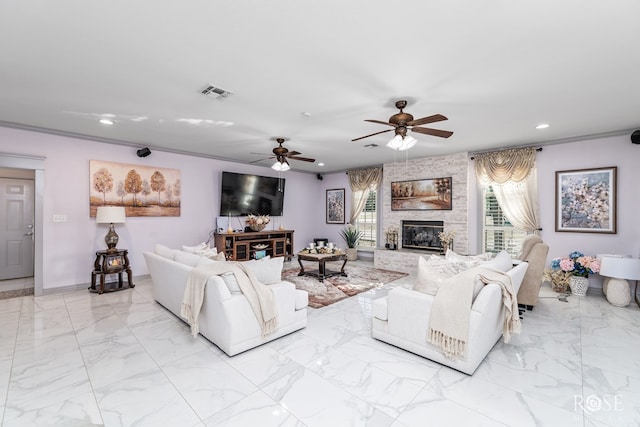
left=476, top=269, right=521, bottom=343
left=181, top=262, right=278, bottom=338
left=427, top=266, right=520, bottom=360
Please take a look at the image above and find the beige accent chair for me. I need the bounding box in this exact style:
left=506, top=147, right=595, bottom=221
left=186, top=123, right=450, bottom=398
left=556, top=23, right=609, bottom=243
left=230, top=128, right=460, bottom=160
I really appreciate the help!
left=516, top=234, right=549, bottom=309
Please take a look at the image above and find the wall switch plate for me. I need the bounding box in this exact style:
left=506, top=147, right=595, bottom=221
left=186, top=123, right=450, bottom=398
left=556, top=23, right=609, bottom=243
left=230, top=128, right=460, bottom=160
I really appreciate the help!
left=52, top=214, right=67, bottom=223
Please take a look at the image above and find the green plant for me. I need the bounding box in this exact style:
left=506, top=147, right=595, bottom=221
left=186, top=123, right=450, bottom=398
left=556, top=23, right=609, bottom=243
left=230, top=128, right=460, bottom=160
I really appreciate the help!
left=340, top=225, right=363, bottom=248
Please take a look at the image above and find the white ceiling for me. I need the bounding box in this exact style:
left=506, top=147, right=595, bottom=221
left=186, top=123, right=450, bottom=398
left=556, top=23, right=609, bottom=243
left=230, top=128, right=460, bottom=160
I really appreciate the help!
left=1, top=1, right=639, bottom=173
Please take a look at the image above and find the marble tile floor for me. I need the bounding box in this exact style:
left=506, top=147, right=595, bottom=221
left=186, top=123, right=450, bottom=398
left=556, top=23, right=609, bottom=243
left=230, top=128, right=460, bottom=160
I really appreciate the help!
left=0, top=277, right=34, bottom=300
left=1, top=263, right=639, bottom=427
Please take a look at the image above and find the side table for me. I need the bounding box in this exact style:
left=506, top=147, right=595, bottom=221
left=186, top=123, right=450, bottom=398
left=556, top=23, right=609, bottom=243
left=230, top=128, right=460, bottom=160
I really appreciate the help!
left=90, top=249, right=134, bottom=294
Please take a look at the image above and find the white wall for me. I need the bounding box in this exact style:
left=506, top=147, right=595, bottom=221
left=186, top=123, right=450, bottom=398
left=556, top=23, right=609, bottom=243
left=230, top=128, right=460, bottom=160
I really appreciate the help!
left=0, top=126, right=321, bottom=291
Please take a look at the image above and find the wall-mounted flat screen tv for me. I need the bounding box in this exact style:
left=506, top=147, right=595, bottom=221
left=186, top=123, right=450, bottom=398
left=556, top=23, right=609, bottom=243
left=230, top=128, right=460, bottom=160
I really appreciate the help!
left=220, top=171, right=285, bottom=216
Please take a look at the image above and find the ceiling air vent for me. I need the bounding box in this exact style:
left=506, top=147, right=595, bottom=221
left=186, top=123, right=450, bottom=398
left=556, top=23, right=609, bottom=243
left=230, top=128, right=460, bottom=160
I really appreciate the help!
left=201, top=84, right=233, bottom=100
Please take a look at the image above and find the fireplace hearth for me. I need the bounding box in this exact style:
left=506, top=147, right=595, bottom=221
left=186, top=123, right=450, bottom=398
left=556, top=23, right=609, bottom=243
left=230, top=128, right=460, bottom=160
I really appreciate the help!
left=402, top=220, right=444, bottom=252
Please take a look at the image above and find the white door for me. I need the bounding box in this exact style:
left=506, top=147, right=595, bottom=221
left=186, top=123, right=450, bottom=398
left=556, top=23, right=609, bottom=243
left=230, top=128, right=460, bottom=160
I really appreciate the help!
left=0, top=178, right=35, bottom=280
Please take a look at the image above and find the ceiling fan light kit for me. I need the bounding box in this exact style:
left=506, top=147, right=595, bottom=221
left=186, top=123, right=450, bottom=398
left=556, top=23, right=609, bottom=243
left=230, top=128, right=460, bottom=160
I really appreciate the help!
left=387, top=134, right=417, bottom=151
left=271, top=160, right=290, bottom=171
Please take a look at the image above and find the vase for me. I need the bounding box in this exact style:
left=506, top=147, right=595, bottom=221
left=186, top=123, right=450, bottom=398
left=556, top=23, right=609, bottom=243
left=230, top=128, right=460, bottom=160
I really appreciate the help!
left=346, top=247, right=358, bottom=261
left=569, top=276, right=589, bottom=296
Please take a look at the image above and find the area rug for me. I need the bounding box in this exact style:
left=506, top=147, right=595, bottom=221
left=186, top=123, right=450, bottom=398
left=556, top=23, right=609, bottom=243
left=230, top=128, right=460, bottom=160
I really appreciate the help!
left=281, top=262, right=408, bottom=308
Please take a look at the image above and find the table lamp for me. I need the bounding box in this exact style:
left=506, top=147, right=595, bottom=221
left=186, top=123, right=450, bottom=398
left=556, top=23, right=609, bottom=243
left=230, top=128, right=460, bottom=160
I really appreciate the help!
left=95, top=206, right=126, bottom=252
left=599, top=256, right=640, bottom=307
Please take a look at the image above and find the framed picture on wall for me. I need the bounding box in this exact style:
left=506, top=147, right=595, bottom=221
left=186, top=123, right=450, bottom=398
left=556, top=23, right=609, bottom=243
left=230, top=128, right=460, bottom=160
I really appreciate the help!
left=326, top=188, right=345, bottom=224
left=391, top=177, right=452, bottom=211
left=555, top=166, right=617, bottom=233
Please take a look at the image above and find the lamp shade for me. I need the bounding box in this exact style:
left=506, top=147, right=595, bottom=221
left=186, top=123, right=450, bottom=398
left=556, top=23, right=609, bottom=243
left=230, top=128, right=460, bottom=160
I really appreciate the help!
left=95, top=206, right=126, bottom=224
left=599, top=256, right=640, bottom=280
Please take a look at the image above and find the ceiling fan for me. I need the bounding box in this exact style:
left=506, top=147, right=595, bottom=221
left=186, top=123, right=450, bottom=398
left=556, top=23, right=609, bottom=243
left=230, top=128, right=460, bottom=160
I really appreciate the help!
left=352, top=100, right=453, bottom=150
left=251, top=138, right=315, bottom=171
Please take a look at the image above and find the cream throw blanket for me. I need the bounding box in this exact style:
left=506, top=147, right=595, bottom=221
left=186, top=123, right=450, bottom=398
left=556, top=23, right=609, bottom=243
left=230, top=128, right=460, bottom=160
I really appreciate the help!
left=427, top=266, right=521, bottom=359
left=180, top=262, right=278, bottom=338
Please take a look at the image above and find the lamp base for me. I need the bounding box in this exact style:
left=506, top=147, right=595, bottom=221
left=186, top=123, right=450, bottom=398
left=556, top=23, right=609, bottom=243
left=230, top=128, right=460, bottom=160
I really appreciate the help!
left=604, top=278, right=631, bottom=307
left=105, top=223, right=119, bottom=252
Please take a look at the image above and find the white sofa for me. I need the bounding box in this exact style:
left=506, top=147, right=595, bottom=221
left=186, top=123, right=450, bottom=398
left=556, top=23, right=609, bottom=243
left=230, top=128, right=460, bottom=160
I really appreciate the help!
left=143, top=248, right=308, bottom=356
left=371, top=261, right=528, bottom=375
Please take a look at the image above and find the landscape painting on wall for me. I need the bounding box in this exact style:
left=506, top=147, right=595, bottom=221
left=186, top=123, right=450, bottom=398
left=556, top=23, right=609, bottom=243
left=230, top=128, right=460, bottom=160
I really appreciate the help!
left=555, top=166, right=616, bottom=233
left=89, top=160, right=181, bottom=217
left=391, top=177, right=452, bottom=211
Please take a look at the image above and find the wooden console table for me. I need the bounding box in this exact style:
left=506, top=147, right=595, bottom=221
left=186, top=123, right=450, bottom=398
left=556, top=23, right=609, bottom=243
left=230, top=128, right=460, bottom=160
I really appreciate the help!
left=90, top=249, right=134, bottom=294
left=297, top=252, right=347, bottom=282
left=214, top=230, right=294, bottom=261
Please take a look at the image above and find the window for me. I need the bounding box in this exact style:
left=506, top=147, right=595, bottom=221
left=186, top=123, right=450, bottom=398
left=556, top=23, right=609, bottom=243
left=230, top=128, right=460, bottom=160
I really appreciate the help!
left=355, top=189, right=377, bottom=248
left=482, top=185, right=527, bottom=257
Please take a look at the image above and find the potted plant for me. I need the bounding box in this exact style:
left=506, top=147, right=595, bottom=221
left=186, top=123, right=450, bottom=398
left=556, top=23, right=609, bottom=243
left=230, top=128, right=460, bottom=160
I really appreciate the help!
left=340, top=225, right=362, bottom=261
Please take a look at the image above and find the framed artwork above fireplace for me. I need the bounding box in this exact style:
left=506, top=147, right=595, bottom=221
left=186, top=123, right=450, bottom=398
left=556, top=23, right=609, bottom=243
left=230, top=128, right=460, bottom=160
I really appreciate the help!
left=391, top=177, right=452, bottom=211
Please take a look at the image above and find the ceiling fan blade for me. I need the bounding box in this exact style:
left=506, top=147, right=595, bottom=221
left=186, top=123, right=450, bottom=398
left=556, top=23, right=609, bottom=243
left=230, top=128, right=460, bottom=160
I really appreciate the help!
left=406, top=114, right=448, bottom=127
left=351, top=128, right=394, bottom=142
left=364, top=119, right=397, bottom=127
left=286, top=151, right=301, bottom=156
left=250, top=156, right=274, bottom=164
left=289, top=156, right=316, bottom=162
left=411, top=127, right=454, bottom=138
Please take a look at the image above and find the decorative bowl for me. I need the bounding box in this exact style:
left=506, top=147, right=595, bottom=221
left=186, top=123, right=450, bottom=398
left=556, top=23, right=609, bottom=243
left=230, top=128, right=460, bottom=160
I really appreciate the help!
left=249, top=224, right=266, bottom=232
left=252, top=244, right=268, bottom=250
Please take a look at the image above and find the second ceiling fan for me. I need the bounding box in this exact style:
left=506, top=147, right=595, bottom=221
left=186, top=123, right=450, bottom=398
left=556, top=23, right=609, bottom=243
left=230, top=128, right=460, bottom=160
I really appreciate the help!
left=251, top=138, right=315, bottom=171
left=352, top=100, right=453, bottom=149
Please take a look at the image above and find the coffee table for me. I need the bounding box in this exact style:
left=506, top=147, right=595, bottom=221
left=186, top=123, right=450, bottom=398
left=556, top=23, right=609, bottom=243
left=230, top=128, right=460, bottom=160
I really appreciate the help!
left=297, top=252, right=347, bottom=282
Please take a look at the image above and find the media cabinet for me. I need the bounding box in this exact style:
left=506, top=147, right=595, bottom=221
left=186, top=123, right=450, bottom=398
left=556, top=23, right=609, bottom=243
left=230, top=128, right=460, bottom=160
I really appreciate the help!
left=214, top=230, right=294, bottom=261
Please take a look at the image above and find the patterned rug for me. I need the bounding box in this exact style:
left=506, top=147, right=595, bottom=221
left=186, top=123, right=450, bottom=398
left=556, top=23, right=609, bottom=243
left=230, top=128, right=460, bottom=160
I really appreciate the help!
left=282, top=262, right=408, bottom=308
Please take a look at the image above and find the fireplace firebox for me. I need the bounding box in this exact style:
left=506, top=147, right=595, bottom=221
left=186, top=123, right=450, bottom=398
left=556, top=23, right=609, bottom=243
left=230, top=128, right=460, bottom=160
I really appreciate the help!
left=402, top=220, right=444, bottom=252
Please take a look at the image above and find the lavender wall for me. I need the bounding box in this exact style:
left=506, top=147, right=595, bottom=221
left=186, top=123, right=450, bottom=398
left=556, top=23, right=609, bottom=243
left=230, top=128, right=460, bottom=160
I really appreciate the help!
left=469, top=133, right=640, bottom=288
left=0, top=126, right=320, bottom=291
left=3, top=124, right=637, bottom=292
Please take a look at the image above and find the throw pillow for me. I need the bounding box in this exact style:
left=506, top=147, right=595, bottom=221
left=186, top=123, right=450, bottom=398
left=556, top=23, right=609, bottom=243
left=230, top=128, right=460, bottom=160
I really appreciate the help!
left=155, top=244, right=177, bottom=260
left=242, top=256, right=283, bottom=285
left=182, top=242, right=208, bottom=253
left=221, top=272, right=242, bottom=293
left=210, top=251, right=226, bottom=261
left=174, top=251, right=201, bottom=267
left=182, top=242, right=219, bottom=258
left=445, top=249, right=493, bottom=263
left=414, top=256, right=448, bottom=295
left=481, top=250, right=512, bottom=272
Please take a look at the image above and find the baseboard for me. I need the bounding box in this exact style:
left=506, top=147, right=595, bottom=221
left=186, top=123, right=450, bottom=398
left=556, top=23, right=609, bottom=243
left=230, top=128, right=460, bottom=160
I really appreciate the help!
left=42, top=274, right=151, bottom=295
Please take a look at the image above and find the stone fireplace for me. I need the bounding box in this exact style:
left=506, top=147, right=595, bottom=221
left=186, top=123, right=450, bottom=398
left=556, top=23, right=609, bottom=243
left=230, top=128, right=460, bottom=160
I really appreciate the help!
left=402, top=220, right=444, bottom=252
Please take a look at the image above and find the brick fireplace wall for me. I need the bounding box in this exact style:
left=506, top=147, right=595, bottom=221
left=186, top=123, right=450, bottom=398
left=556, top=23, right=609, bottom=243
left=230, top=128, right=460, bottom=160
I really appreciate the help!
left=375, top=152, right=469, bottom=272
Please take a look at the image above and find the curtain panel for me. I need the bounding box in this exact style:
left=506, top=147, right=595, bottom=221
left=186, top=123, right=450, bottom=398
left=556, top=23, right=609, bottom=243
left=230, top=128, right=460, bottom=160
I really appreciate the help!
left=347, top=167, right=382, bottom=225
left=474, top=147, right=541, bottom=233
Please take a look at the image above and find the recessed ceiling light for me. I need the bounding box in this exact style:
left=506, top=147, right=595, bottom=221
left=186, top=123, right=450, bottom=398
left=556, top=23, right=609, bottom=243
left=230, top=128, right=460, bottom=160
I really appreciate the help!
left=301, top=112, right=312, bottom=117
left=99, top=118, right=114, bottom=125
left=317, top=162, right=325, bottom=167
left=536, top=123, right=550, bottom=129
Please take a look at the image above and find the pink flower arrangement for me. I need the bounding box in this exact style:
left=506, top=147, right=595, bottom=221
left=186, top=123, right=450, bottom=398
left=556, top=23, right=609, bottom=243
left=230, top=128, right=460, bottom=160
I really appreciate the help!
left=551, top=251, right=600, bottom=278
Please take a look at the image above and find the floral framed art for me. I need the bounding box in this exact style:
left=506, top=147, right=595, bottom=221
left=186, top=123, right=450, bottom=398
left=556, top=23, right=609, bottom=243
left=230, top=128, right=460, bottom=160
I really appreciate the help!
left=326, top=188, right=345, bottom=224
left=555, top=166, right=617, bottom=233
